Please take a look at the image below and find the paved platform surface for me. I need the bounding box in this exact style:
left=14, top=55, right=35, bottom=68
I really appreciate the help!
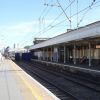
left=0, top=59, right=59, bottom=100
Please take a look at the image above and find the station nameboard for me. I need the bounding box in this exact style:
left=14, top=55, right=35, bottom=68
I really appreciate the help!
left=96, top=45, right=100, bottom=48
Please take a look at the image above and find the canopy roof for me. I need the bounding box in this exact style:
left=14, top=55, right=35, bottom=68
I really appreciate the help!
left=30, top=21, right=100, bottom=50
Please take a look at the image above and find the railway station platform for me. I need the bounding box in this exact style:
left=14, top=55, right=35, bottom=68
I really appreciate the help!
left=32, top=59, right=100, bottom=77
left=0, top=59, right=59, bottom=100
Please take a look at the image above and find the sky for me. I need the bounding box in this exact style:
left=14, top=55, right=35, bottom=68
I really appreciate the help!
left=0, top=0, right=100, bottom=50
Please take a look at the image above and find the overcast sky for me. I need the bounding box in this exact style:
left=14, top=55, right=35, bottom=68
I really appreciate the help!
left=0, top=0, right=100, bottom=49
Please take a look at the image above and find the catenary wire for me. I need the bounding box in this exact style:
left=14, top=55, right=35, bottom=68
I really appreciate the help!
left=19, top=0, right=100, bottom=46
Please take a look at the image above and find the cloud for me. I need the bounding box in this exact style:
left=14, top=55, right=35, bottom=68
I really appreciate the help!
left=0, top=21, right=39, bottom=48
left=0, top=19, right=53, bottom=47
left=0, top=19, right=53, bottom=36
left=0, top=21, right=38, bottom=36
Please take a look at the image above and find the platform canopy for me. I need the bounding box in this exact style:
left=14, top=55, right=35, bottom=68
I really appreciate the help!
left=30, top=21, right=100, bottom=50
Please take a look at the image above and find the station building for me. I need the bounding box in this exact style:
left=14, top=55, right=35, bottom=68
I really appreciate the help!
left=30, top=21, right=100, bottom=67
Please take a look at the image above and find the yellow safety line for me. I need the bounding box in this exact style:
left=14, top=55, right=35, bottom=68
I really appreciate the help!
left=9, top=61, right=42, bottom=100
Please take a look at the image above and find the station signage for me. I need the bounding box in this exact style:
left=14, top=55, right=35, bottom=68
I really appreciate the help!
left=96, top=45, right=100, bottom=48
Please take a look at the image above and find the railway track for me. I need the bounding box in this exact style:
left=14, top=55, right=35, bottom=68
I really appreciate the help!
left=16, top=61, right=78, bottom=100
left=15, top=61, right=100, bottom=100
left=29, top=61, right=100, bottom=92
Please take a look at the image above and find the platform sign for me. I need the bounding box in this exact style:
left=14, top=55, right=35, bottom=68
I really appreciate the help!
left=96, top=45, right=100, bottom=48
left=54, top=47, right=58, bottom=52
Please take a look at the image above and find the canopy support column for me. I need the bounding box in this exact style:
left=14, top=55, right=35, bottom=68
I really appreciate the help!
left=64, top=44, right=66, bottom=63
left=89, top=42, right=91, bottom=67
left=73, top=43, right=76, bottom=64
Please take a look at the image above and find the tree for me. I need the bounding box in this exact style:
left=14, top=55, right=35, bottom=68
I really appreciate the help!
left=24, top=45, right=30, bottom=49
